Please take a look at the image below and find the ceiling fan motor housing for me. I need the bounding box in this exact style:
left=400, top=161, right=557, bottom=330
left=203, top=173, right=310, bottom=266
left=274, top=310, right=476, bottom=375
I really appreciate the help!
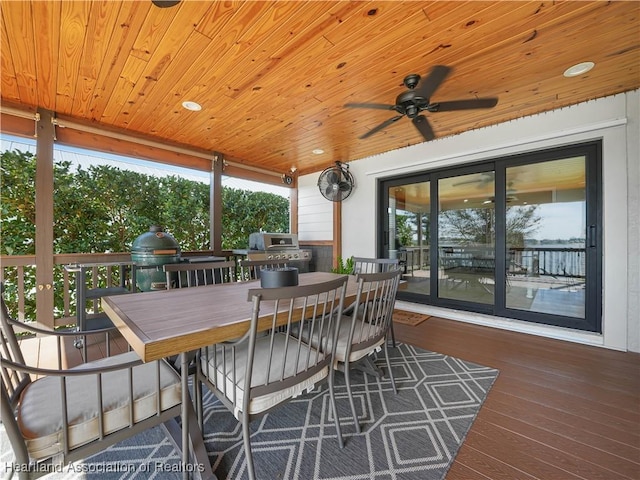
left=396, top=91, right=426, bottom=118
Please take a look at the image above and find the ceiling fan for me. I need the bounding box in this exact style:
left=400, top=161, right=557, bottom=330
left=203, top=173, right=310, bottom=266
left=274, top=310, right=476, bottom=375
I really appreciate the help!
left=453, top=171, right=495, bottom=187
left=345, top=65, right=498, bottom=141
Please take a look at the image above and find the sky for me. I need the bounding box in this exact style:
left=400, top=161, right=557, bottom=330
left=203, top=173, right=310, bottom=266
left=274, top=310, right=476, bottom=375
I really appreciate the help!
left=1, top=134, right=289, bottom=198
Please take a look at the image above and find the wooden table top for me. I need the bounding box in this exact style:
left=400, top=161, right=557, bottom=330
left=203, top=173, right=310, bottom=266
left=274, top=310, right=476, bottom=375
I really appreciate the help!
left=102, top=272, right=356, bottom=362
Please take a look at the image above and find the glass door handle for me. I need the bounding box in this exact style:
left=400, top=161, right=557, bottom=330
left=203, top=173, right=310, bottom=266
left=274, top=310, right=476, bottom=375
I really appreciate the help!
left=587, top=225, right=597, bottom=248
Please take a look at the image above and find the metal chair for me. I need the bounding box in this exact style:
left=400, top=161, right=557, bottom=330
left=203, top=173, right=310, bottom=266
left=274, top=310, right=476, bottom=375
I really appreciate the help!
left=196, top=276, right=348, bottom=480
left=352, top=257, right=400, bottom=274
left=238, top=258, right=290, bottom=281
left=164, top=260, right=238, bottom=375
left=296, top=270, right=401, bottom=433
left=164, top=259, right=237, bottom=288
left=351, top=257, right=401, bottom=347
left=0, top=288, right=182, bottom=479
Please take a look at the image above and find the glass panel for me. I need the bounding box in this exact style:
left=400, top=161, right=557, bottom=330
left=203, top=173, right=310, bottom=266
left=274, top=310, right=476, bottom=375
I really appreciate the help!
left=387, top=181, right=431, bottom=295
left=505, top=157, right=586, bottom=318
left=438, top=172, right=495, bottom=305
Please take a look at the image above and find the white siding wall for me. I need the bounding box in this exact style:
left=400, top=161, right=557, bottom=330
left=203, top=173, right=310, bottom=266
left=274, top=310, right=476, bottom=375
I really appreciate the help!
left=297, top=173, right=333, bottom=241
left=298, top=90, right=640, bottom=352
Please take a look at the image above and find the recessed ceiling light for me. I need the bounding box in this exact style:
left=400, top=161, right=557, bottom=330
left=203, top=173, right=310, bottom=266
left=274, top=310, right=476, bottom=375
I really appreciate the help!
left=563, top=61, right=595, bottom=78
left=312, top=148, right=324, bottom=155
left=182, top=101, right=202, bottom=111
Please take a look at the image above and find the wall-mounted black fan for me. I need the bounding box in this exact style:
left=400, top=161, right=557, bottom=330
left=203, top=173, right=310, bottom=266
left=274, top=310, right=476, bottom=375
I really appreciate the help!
left=345, top=65, right=498, bottom=141
left=317, top=161, right=354, bottom=202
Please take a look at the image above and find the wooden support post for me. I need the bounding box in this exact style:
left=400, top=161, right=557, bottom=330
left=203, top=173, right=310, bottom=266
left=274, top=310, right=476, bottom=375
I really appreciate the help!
left=35, top=109, right=55, bottom=328
left=210, top=153, right=223, bottom=253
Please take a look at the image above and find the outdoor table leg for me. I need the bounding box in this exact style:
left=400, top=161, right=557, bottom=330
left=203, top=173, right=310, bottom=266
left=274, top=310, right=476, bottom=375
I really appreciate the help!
left=176, top=352, right=216, bottom=480
left=181, top=352, right=190, bottom=480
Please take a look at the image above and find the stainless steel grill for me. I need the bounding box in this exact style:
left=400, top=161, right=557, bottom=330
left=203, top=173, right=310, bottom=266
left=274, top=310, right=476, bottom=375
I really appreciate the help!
left=245, top=232, right=311, bottom=262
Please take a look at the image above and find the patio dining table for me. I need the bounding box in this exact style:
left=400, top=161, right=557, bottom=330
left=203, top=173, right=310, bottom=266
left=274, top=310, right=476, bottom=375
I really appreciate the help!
left=101, top=271, right=358, bottom=480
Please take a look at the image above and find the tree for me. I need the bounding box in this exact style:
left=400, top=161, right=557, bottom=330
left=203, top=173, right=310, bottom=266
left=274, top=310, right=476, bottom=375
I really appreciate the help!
left=222, top=189, right=289, bottom=249
left=439, top=204, right=540, bottom=246
left=0, top=148, right=289, bottom=321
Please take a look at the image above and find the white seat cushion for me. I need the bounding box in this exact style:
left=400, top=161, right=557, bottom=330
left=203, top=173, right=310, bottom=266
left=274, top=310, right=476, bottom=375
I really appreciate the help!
left=17, top=351, right=181, bottom=460
left=296, top=316, right=384, bottom=363
left=201, top=333, right=328, bottom=416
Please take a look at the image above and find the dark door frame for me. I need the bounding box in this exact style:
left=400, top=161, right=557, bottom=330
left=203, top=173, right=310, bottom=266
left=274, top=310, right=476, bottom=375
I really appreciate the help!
left=377, top=140, right=603, bottom=332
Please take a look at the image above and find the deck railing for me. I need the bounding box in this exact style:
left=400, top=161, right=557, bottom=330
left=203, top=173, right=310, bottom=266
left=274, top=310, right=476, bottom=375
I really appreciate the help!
left=392, top=246, right=586, bottom=280
left=1, top=253, right=132, bottom=327
left=1, top=251, right=230, bottom=328
left=508, top=247, right=586, bottom=278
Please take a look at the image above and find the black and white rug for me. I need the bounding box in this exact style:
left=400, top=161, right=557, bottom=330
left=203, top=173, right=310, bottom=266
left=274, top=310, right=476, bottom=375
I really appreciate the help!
left=3, top=344, right=498, bottom=480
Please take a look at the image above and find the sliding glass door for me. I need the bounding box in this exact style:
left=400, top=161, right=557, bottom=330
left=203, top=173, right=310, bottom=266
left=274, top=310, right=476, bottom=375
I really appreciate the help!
left=378, top=141, right=602, bottom=332
left=438, top=171, right=495, bottom=306
left=503, top=157, right=587, bottom=318
left=383, top=177, right=431, bottom=296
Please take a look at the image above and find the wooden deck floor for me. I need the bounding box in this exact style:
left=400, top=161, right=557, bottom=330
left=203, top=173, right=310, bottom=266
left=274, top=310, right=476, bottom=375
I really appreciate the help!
left=394, top=318, right=640, bottom=480
left=18, top=317, right=640, bottom=479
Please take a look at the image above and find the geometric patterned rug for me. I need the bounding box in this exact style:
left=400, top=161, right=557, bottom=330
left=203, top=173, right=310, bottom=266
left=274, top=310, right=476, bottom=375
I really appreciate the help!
left=4, top=343, right=498, bottom=480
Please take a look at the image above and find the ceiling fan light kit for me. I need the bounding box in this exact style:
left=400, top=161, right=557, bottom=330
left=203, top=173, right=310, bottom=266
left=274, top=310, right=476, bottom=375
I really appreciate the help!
left=345, top=65, right=498, bottom=142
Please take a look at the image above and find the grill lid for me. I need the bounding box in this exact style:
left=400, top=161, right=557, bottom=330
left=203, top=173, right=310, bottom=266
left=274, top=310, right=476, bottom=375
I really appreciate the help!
left=249, top=232, right=299, bottom=251
left=131, top=225, right=181, bottom=255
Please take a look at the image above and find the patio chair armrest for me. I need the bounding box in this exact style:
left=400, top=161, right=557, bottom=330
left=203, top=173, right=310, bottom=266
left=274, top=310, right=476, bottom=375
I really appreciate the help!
left=7, top=316, right=118, bottom=338
left=1, top=355, right=144, bottom=377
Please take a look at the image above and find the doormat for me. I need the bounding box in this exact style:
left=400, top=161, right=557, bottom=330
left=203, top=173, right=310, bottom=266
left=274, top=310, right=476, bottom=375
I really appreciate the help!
left=393, top=309, right=432, bottom=326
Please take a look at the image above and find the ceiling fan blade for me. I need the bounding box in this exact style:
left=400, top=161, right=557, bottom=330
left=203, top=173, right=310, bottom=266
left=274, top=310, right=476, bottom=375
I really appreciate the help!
left=412, top=115, right=435, bottom=141
left=360, top=115, right=403, bottom=139
left=414, top=65, right=451, bottom=99
left=344, top=102, right=396, bottom=110
left=431, top=98, right=498, bottom=112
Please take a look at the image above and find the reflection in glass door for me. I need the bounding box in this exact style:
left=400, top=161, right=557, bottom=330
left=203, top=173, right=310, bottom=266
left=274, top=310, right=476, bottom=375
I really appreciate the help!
left=385, top=181, right=431, bottom=295
left=378, top=141, right=601, bottom=332
left=504, top=157, right=587, bottom=318
left=438, top=172, right=495, bottom=305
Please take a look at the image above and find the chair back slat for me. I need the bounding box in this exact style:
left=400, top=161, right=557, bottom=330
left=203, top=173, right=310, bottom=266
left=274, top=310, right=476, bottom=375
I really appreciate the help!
left=164, top=260, right=237, bottom=288
left=349, top=270, right=401, bottom=352
left=352, top=257, right=400, bottom=274
left=239, top=259, right=290, bottom=281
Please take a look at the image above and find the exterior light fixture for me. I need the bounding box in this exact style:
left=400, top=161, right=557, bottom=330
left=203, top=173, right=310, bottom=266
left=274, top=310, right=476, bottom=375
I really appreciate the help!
left=312, top=149, right=324, bottom=155
left=182, top=101, right=202, bottom=111
left=563, top=62, right=595, bottom=78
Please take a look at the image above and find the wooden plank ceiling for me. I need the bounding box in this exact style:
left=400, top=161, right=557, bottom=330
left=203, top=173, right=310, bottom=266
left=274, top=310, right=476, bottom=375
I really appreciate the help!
left=1, top=1, right=638, bottom=178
